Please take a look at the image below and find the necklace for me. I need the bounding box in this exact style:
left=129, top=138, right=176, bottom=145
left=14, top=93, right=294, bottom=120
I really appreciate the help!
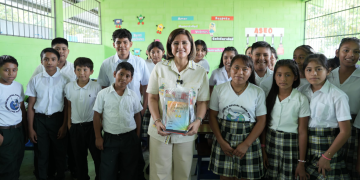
left=231, top=82, right=248, bottom=95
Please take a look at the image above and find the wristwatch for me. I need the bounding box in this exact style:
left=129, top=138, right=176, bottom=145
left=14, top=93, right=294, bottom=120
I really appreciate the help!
left=196, top=117, right=203, bottom=124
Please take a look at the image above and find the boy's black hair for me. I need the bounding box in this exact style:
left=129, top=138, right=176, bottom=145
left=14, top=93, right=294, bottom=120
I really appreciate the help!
left=338, top=37, right=360, bottom=50
left=270, top=47, right=278, bottom=60
left=74, top=57, right=94, bottom=71
left=294, top=45, right=316, bottom=55
left=51, top=37, right=68, bottom=48
left=195, top=39, right=208, bottom=55
left=115, top=62, right=134, bottom=77
left=230, top=55, right=256, bottom=85
left=0, top=55, right=18, bottom=67
left=302, top=54, right=329, bottom=73
left=266, top=59, right=300, bottom=127
left=327, top=58, right=339, bottom=71
left=218, top=47, right=238, bottom=68
left=251, top=41, right=271, bottom=54
left=40, top=48, right=60, bottom=61
left=112, top=29, right=132, bottom=42
left=147, top=41, right=165, bottom=53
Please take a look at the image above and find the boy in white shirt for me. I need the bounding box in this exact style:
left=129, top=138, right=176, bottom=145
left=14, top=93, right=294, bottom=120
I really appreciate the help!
left=0, top=55, right=27, bottom=180
left=26, top=48, right=70, bottom=180
left=93, top=62, right=143, bottom=180
left=65, top=57, right=101, bottom=180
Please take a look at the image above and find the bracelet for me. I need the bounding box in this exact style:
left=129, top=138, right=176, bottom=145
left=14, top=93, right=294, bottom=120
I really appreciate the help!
left=261, top=144, right=265, bottom=148
left=298, top=160, right=306, bottom=163
left=322, top=154, right=331, bottom=161
left=196, top=117, right=203, bottom=124
left=153, top=118, right=161, bottom=126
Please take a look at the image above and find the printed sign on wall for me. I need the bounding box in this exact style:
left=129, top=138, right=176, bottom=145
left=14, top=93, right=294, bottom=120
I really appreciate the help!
left=131, top=32, right=145, bottom=41
left=211, top=16, right=233, bottom=21
left=178, top=24, right=199, bottom=28
left=191, top=29, right=209, bottom=34
left=207, top=48, right=224, bottom=52
left=172, top=16, right=194, bottom=21
left=212, top=37, right=234, bottom=41
left=245, top=28, right=284, bottom=37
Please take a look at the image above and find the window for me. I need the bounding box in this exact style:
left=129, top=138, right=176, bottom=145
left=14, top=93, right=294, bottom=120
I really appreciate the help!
left=62, top=0, right=101, bottom=44
left=304, top=0, right=360, bottom=57
left=0, top=0, right=55, bottom=39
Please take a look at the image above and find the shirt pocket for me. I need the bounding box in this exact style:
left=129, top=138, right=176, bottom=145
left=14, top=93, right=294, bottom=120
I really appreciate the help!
left=315, top=102, right=329, bottom=121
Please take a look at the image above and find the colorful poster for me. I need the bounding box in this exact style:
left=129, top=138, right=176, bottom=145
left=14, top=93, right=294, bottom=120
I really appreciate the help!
left=131, top=32, right=145, bottom=41
left=245, top=28, right=284, bottom=37
left=212, top=37, right=233, bottom=41
left=211, top=16, right=234, bottom=20
left=172, top=16, right=194, bottom=21
left=178, top=24, right=199, bottom=28
left=190, top=29, right=209, bottom=34
left=207, top=48, right=225, bottom=52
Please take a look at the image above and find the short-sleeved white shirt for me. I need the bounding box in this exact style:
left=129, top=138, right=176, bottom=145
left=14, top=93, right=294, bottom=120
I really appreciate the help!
left=255, top=68, right=273, bottom=96
left=93, top=85, right=143, bottom=135
left=209, top=82, right=266, bottom=123
left=26, top=68, right=70, bottom=115
left=209, top=67, right=231, bottom=86
left=146, top=60, right=210, bottom=143
left=195, top=59, right=210, bottom=73
left=145, top=59, right=156, bottom=73
left=298, top=80, right=352, bottom=128
left=65, top=80, right=102, bottom=124
left=269, top=88, right=311, bottom=133
left=97, top=53, right=150, bottom=100
left=0, top=81, right=24, bottom=126
left=30, top=61, right=76, bottom=82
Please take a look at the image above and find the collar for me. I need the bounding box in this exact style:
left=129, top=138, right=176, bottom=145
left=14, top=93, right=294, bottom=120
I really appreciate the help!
left=74, top=80, right=91, bottom=90
left=109, top=83, right=131, bottom=96
left=317, top=80, right=331, bottom=94
left=163, top=59, right=196, bottom=73
left=113, top=52, right=133, bottom=64
left=331, top=66, right=360, bottom=78
left=42, top=67, right=61, bottom=78
left=280, top=88, right=298, bottom=102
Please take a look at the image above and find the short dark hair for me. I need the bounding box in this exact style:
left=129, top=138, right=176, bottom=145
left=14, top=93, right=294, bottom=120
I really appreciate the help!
left=270, top=47, right=278, bottom=60
left=115, top=62, right=134, bottom=77
left=302, top=54, right=329, bottom=73
left=166, top=28, right=196, bottom=60
left=51, top=38, right=68, bottom=48
left=147, top=41, right=165, bottom=53
left=195, top=39, right=208, bottom=55
left=218, top=47, right=238, bottom=68
left=0, top=55, right=18, bottom=67
left=74, top=57, right=94, bottom=71
left=294, top=45, right=316, bottom=55
left=251, top=41, right=271, bottom=54
left=112, top=29, right=132, bottom=42
left=230, top=55, right=256, bottom=85
left=40, top=48, right=60, bottom=61
left=338, top=37, right=360, bottom=50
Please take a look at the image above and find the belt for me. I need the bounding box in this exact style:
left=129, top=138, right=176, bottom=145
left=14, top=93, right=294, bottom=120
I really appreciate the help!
left=72, top=121, right=93, bottom=127
left=35, top=112, right=62, bottom=118
left=0, top=122, right=22, bottom=129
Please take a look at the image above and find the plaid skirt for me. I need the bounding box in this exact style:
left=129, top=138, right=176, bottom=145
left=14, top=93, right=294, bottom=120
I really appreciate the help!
left=343, top=117, right=359, bottom=179
left=306, top=127, right=349, bottom=180
left=141, top=107, right=151, bottom=138
left=208, top=119, right=264, bottom=179
left=265, top=128, right=299, bottom=180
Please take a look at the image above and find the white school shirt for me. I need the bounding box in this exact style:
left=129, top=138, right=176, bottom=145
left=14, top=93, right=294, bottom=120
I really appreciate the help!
left=146, top=60, right=210, bottom=143
left=255, top=68, right=273, bottom=96
left=64, top=80, right=102, bottom=124
left=93, top=85, right=143, bottom=135
left=97, top=53, right=150, bottom=100
left=298, top=80, right=352, bottom=128
left=25, top=68, right=70, bottom=115
left=0, top=81, right=24, bottom=126
left=209, top=67, right=231, bottom=86
left=269, top=89, right=311, bottom=133
left=195, top=59, right=210, bottom=73
left=209, top=82, right=267, bottom=123
left=145, top=59, right=156, bottom=73
left=30, top=61, right=76, bottom=82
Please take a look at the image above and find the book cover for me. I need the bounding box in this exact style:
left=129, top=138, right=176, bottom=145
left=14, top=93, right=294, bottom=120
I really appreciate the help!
left=164, top=101, right=190, bottom=134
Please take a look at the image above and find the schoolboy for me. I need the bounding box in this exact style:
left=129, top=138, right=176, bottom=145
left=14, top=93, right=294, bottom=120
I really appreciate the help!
left=64, top=57, right=101, bottom=180
left=0, top=55, right=27, bottom=180
left=93, top=62, right=143, bottom=180
left=26, top=48, right=70, bottom=180
left=250, top=41, right=274, bottom=96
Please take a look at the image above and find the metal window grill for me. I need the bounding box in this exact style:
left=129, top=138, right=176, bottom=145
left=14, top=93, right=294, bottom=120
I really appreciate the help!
left=304, top=0, right=360, bottom=58
left=0, top=0, right=55, bottom=39
left=63, top=0, right=101, bottom=44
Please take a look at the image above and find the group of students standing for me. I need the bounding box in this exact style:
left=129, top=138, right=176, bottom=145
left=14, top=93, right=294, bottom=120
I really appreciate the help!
left=0, top=27, right=359, bottom=180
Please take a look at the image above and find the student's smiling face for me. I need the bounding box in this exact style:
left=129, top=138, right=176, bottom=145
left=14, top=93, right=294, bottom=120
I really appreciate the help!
left=337, top=41, right=360, bottom=68
left=251, top=47, right=271, bottom=73
left=113, top=38, right=133, bottom=58
left=275, top=66, right=297, bottom=91
left=42, top=52, right=59, bottom=73
left=293, top=48, right=307, bottom=70
left=75, top=66, right=93, bottom=82
left=222, top=51, right=236, bottom=71
left=113, top=68, right=133, bottom=89
left=53, top=44, right=69, bottom=63
left=0, top=62, right=18, bottom=85
left=195, top=45, right=206, bottom=61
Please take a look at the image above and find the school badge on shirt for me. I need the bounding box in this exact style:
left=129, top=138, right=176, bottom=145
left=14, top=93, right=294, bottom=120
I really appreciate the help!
left=5, top=94, right=21, bottom=113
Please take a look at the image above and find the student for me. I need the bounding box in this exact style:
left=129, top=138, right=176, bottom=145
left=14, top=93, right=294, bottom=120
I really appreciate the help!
left=268, top=47, right=278, bottom=71
left=245, top=46, right=252, bottom=56
left=30, top=37, right=76, bottom=81
left=208, top=55, right=266, bottom=179
left=327, top=37, right=360, bottom=179
left=298, top=54, right=351, bottom=179
left=26, top=48, right=70, bottom=180
left=250, top=41, right=273, bottom=96
left=209, top=47, right=238, bottom=95
left=64, top=57, right=101, bottom=180
left=261, top=60, right=310, bottom=180
left=0, top=55, right=27, bottom=180
left=293, top=45, right=316, bottom=88
left=194, top=39, right=210, bottom=73
left=93, top=62, right=142, bottom=180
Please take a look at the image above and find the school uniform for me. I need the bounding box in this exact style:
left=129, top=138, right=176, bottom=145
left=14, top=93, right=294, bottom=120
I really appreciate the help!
left=328, top=67, right=360, bottom=179
left=298, top=80, right=351, bottom=179
left=255, top=67, right=273, bottom=96
left=30, top=60, right=76, bottom=82
left=195, top=59, right=210, bottom=73
left=208, top=81, right=266, bottom=179
left=265, top=89, right=310, bottom=180
left=93, top=85, right=143, bottom=180
left=25, top=68, right=70, bottom=180
left=146, top=60, right=210, bottom=180
left=64, top=80, right=102, bottom=180
left=0, top=81, right=25, bottom=180
left=209, top=66, right=231, bottom=86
